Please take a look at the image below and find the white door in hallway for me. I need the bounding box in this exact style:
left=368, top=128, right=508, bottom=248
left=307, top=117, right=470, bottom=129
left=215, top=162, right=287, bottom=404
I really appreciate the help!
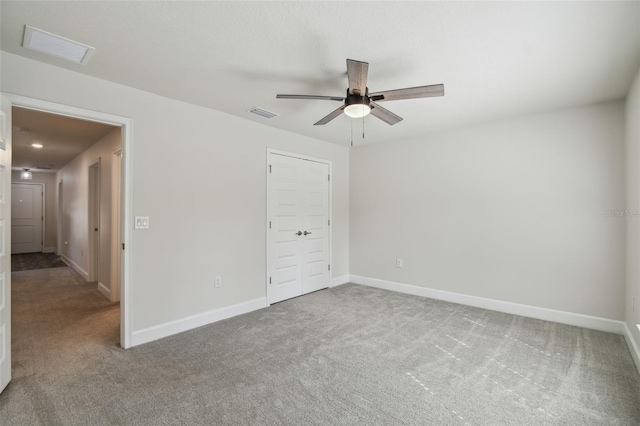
left=1, top=95, right=13, bottom=394
left=268, top=153, right=330, bottom=304
left=11, top=183, right=43, bottom=254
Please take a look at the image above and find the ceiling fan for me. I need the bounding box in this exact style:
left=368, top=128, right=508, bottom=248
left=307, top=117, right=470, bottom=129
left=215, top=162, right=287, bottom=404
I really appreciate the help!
left=276, top=59, right=444, bottom=126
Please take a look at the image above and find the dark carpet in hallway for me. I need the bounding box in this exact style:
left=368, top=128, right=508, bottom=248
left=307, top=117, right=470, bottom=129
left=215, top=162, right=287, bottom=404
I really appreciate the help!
left=11, top=252, right=67, bottom=272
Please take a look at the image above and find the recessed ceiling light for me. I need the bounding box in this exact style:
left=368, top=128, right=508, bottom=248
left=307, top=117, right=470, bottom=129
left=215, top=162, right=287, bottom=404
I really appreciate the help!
left=31, top=143, right=43, bottom=148
left=22, top=25, right=95, bottom=65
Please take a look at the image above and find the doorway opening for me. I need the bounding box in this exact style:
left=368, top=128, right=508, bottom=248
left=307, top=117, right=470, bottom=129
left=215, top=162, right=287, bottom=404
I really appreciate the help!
left=5, top=94, right=132, bottom=349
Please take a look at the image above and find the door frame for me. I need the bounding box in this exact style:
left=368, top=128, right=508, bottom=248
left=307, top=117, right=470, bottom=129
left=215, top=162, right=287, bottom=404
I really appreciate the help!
left=265, top=148, right=332, bottom=305
left=110, top=147, right=122, bottom=302
left=10, top=182, right=45, bottom=253
left=57, top=180, right=63, bottom=255
left=87, top=158, right=101, bottom=282
left=3, top=93, right=134, bottom=349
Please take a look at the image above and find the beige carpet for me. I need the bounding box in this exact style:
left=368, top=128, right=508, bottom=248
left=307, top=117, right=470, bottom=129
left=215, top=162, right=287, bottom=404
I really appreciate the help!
left=1, top=267, right=639, bottom=425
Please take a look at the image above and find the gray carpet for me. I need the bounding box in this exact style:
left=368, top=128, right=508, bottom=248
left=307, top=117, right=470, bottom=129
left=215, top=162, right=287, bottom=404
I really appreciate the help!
left=1, top=268, right=639, bottom=425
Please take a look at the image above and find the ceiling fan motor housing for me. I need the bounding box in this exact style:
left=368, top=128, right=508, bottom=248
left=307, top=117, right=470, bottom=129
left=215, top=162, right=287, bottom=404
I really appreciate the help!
left=345, top=88, right=370, bottom=108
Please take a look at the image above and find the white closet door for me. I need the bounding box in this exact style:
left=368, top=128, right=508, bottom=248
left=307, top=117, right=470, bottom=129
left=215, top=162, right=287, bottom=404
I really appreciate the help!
left=268, top=153, right=330, bottom=304
left=300, top=159, right=330, bottom=294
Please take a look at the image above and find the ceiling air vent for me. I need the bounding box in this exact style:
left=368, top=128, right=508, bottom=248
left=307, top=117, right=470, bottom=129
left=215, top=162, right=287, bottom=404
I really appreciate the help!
left=22, top=25, right=95, bottom=65
left=248, top=107, right=279, bottom=119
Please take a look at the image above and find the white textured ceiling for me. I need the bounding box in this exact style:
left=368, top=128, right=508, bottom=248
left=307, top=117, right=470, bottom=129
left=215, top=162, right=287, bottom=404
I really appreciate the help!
left=1, top=1, right=639, bottom=147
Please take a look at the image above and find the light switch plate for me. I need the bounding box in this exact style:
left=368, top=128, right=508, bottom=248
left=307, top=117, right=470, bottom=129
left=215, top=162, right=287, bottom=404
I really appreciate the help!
left=135, top=216, right=150, bottom=230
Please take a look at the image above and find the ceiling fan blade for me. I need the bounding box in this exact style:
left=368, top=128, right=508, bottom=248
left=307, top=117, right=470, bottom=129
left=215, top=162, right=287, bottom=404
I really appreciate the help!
left=370, top=102, right=403, bottom=126
left=369, top=84, right=444, bottom=102
left=314, top=106, right=346, bottom=126
left=277, top=94, right=344, bottom=101
left=346, top=59, right=369, bottom=96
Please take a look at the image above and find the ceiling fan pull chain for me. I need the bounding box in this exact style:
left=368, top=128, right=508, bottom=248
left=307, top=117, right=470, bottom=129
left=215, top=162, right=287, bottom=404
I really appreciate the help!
left=362, top=115, right=365, bottom=139
left=351, top=119, right=354, bottom=147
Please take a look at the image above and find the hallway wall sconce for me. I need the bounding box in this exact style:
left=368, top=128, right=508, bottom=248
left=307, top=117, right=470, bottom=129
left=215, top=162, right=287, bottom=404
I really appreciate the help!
left=20, top=168, right=33, bottom=180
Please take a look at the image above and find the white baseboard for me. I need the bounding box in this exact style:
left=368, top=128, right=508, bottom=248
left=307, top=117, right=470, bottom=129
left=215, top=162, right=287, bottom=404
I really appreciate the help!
left=131, top=297, right=268, bottom=347
left=350, top=275, right=624, bottom=335
left=330, top=275, right=350, bottom=288
left=43, top=246, right=56, bottom=253
left=61, top=255, right=88, bottom=281
left=97, top=282, right=111, bottom=300
left=622, top=322, right=640, bottom=376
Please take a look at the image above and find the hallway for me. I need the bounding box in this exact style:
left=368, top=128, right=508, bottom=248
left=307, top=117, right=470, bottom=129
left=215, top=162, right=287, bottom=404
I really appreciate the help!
left=5, top=266, right=119, bottom=423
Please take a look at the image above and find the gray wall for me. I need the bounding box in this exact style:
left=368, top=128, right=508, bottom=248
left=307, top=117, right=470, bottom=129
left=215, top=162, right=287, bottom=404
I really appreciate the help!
left=1, top=52, right=350, bottom=332
left=350, top=101, right=625, bottom=320
left=56, top=128, right=121, bottom=293
left=3, top=49, right=635, bottom=349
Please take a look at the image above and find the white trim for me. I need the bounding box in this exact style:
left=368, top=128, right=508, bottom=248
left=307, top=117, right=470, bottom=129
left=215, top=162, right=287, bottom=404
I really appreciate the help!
left=61, top=254, right=88, bottom=281
left=110, top=146, right=122, bottom=303
left=121, top=118, right=133, bottom=349
left=97, top=282, right=111, bottom=300
left=350, top=275, right=625, bottom=335
left=131, top=297, right=267, bottom=347
left=2, top=93, right=134, bottom=349
left=40, top=183, right=45, bottom=252
left=265, top=149, right=333, bottom=305
left=330, top=275, right=350, bottom=288
left=622, top=322, right=640, bottom=376
left=57, top=179, right=63, bottom=256
left=87, top=158, right=101, bottom=283
left=43, top=246, right=56, bottom=253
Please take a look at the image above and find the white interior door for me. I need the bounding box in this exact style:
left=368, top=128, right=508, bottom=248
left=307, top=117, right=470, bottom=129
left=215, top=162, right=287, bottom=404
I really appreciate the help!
left=301, top=160, right=330, bottom=294
left=1, top=95, right=13, bottom=394
left=88, top=160, right=100, bottom=282
left=11, top=183, right=43, bottom=254
left=268, top=153, right=330, bottom=304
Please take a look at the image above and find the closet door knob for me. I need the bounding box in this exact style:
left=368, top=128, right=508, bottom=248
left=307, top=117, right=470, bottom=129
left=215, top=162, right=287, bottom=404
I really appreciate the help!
left=296, top=231, right=303, bottom=236
left=303, top=231, right=312, bottom=235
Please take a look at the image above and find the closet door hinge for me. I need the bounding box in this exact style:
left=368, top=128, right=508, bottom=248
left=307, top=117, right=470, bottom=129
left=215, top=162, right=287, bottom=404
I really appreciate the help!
left=328, top=264, right=331, bottom=271
left=269, top=165, right=272, bottom=173
left=269, top=277, right=272, bottom=284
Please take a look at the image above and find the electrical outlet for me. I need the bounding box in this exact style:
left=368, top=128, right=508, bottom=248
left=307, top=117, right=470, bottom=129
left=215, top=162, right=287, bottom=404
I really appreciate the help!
left=214, top=276, right=222, bottom=288
left=396, top=258, right=403, bottom=268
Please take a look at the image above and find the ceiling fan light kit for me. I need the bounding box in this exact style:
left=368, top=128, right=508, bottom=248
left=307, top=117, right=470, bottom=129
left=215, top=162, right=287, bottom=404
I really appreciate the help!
left=344, top=91, right=371, bottom=118
left=277, top=59, right=444, bottom=127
